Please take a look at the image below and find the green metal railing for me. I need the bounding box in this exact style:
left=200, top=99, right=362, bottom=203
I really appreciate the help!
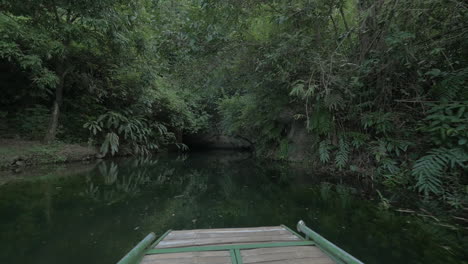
left=297, top=220, right=364, bottom=264
left=117, top=233, right=156, bottom=264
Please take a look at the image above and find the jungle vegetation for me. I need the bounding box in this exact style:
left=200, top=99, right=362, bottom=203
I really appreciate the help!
left=0, top=0, right=467, bottom=208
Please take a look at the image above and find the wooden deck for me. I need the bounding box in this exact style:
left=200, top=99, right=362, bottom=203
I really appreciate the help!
left=141, top=226, right=336, bottom=264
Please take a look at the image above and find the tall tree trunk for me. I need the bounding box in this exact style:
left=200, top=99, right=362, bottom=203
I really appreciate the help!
left=43, top=66, right=66, bottom=144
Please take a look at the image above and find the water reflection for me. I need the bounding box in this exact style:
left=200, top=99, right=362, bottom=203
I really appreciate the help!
left=0, top=152, right=465, bottom=264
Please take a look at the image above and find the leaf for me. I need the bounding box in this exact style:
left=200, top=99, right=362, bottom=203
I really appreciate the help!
left=458, top=138, right=467, bottom=146
left=289, top=80, right=305, bottom=98
left=412, top=147, right=467, bottom=196
left=101, top=132, right=119, bottom=156
left=318, top=140, right=332, bottom=163
left=335, top=138, right=349, bottom=170
left=425, top=68, right=442, bottom=77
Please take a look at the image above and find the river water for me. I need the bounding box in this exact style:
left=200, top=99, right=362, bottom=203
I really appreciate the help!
left=0, top=151, right=465, bottom=264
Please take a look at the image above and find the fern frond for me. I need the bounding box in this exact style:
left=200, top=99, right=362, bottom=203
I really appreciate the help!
left=289, top=80, right=306, bottom=98
left=335, top=138, right=349, bottom=170
left=412, top=147, right=467, bottom=195
left=346, top=132, right=370, bottom=149
left=380, top=158, right=400, bottom=174
left=324, top=93, right=344, bottom=110
left=309, top=106, right=333, bottom=135
left=319, top=140, right=332, bottom=163
left=101, top=132, right=120, bottom=156
left=430, top=69, right=467, bottom=100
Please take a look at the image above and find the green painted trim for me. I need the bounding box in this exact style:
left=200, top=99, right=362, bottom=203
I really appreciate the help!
left=145, top=241, right=315, bottom=255
left=315, top=243, right=347, bottom=264
left=117, top=233, right=156, bottom=264
left=289, top=222, right=345, bottom=263
left=281, top=224, right=306, bottom=241
left=234, top=249, right=243, bottom=264
left=149, top=229, right=172, bottom=249
left=230, top=249, right=237, bottom=264
left=297, top=221, right=364, bottom=264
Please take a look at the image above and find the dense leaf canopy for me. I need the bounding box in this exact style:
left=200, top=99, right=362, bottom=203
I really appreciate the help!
left=1, top=0, right=467, bottom=204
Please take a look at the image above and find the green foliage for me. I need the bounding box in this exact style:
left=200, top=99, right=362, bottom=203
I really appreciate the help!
left=412, top=148, right=467, bottom=196
left=347, top=132, right=370, bottom=149
left=101, top=132, right=119, bottom=156
left=1, top=0, right=467, bottom=207
left=1, top=0, right=207, bottom=150
left=0, top=12, right=59, bottom=92
left=318, top=140, right=332, bottom=163
left=361, top=112, right=396, bottom=136
left=429, top=69, right=468, bottom=101
left=84, top=110, right=171, bottom=156
left=421, top=102, right=468, bottom=149
left=309, top=106, right=334, bottom=135
left=218, top=95, right=255, bottom=137
left=335, top=137, right=350, bottom=170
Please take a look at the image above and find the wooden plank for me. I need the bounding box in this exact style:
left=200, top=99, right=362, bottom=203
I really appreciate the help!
left=146, top=241, right=315, bottom=255
left=164, top=227, right=287, bottom=241
left=156, top=235, right=300, bottom=248
left=167, top=226, right=284, bottom=234
left=155, top=226, right=301, bottom=249
left=240, top=246, right=328, bottom=257
left=143, top=251, right=230, bottom=259
left=241, top=246, right=335, bottom=264
left=247, top=259, right=335, bottom=264
left=165, top=229, right=294, bottom=240
left=141, top=251, right=231, bottom=264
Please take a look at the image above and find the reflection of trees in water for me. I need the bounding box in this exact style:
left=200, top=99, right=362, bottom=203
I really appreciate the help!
left=139, top=169, right=212, bottom=232
left=99, top=162, right=119, bottom=185
left=81, top=159, right=157, bottom=203
left=219, top=174, right=236, bottom=199
left=81, top=156, right=213, bottom=204
left=336, top=184, right=357, bottom=208
left=116, top=170, right=150, bottom=193
left=83, top=181, right=100, bottom=198
left=176, top=154, right=188, bottom=161
left=155, top=168, right=174, bottom=184
left=320, top=182, right=333, bottom=201
left=128, top=157, right=160, bottom=167
left=182, top=171, right=208, bottom=199
left=318, top=182, right=358, bottom=208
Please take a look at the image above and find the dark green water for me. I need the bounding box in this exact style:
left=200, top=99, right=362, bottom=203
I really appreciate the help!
left=0, top=151, right=466, bottom=264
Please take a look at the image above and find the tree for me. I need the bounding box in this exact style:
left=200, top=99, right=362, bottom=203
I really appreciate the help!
left=2, top=0, right=133, bottom=143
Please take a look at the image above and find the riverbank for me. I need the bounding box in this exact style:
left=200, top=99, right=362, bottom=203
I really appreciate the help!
left=0, top=139, right=98, bottom=170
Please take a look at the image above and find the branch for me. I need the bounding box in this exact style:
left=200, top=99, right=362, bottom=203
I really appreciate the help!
left=339, top=6, right=349, bottom=32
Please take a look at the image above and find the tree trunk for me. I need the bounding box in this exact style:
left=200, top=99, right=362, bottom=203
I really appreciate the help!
left=43, top=67, right=66, bottom=144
